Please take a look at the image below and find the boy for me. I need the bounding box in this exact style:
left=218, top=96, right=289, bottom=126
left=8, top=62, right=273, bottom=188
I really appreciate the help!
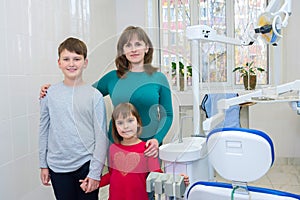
left=39, top=37, right=108, bottom=200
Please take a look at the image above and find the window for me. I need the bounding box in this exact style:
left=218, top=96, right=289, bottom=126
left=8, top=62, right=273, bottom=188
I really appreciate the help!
left=234, top=0, right=268, bottom=85
left=158, top=0, right=269, bottom=90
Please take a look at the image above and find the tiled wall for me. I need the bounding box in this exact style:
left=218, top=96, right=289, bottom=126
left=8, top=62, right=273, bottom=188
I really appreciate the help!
left=0, top=1, right=116, bottom=199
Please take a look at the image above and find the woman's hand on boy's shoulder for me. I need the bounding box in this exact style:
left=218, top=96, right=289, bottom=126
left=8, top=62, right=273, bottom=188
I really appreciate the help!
left=39, top=83, right=51, bottom=99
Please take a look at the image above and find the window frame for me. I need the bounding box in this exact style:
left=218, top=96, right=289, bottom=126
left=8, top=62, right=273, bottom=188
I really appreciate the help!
left=146, top=0, right=270, bottom=91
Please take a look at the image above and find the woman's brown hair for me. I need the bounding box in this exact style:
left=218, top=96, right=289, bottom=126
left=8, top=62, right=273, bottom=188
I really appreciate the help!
left=115, top=26, right=157, bottom=78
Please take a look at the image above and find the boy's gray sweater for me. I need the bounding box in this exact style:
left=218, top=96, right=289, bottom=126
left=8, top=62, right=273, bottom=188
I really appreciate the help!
left=39, top=82, right=108, bottom=180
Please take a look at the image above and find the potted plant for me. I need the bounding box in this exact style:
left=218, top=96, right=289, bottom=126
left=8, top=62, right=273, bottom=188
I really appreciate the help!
left=172, top=61, right=192, bottom=91
left=232, top=61, right=265, bottom=90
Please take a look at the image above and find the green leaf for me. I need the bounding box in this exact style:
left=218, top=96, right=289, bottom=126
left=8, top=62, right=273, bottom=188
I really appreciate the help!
left=232, top=66, right=244, bottom=72
left=171, top=62, right=177, bottom=70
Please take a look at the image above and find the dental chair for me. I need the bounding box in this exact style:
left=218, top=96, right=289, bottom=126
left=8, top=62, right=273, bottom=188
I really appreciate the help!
left=186, top=127, right=300, bottom=200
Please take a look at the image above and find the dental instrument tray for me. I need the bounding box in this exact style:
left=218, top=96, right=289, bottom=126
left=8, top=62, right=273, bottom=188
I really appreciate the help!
left=251, top=96, right=275, bottom=101
left=251, top=95, right=300, bottom=103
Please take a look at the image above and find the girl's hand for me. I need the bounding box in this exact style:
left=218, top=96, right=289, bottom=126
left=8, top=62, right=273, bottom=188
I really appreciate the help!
left=79, top=178, right=88, bottom=191
left=180, top=173, right=190, bottom=186
left=144, top=139, right=159, bottom=158
left=39, top=84, right=51, bottom=99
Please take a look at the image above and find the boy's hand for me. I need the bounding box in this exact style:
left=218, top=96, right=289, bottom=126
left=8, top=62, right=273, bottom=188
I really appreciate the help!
left=40, top=168, right=51, bottom=186
left=80, top=177, right=99, bottom=193
left=39, top=84, right=51, bottom=99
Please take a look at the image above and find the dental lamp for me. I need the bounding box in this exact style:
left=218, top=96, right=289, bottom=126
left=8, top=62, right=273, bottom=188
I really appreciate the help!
left=187, top=0, right=292, bottom=46
left=186, top=0, right=294, bottom=135
left=255, top=0, right=292, bottom=46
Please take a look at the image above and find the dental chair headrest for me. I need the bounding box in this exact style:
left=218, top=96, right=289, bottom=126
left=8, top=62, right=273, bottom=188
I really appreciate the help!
left=206, top=127, right=275, bottom=183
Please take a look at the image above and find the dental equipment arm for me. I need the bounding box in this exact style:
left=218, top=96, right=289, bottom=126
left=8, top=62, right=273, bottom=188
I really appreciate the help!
left=265, top=0, right=292, bottom=27
left=186, top=25, right=253, bottom=46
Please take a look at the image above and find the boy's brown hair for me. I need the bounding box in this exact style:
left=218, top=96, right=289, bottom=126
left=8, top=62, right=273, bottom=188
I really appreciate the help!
left=58, top=37, right=87, bottom=59
left=111, top=103, right=143, bottom=143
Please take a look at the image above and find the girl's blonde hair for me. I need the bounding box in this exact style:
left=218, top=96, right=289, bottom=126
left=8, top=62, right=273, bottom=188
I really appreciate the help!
left=112, top=103, right=142, bottom=143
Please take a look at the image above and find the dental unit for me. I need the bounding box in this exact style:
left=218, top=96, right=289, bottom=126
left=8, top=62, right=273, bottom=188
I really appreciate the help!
left=146, top=0, right=300, bottom=199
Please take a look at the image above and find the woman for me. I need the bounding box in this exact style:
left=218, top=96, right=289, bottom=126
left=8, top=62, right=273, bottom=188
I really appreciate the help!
left=94, top=26, right=173, bottom=157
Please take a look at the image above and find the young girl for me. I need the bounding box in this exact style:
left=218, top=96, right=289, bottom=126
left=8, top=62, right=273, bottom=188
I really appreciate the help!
left=80, top=102, right=189, bottom=200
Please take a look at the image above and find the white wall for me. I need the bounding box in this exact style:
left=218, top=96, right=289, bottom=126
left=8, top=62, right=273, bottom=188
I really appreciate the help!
left=115, top=0, right=161, bottom=66
left=115, top=0, right=146, bottom=33
left=0, top=0, right=116, bottom=199
left=284, top=0, right=300, bottom=82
